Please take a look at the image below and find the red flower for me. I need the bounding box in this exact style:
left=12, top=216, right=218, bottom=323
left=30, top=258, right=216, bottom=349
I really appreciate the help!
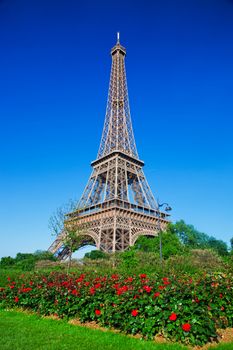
left=14, top=296, right=19, bottom=303
left=154, top=292, right=160, bottom=298
left=158, top=285, right=165, bottom=290
left=95, top=309, right=101, bottom=316
left=143, top=285, right=152, bottom=293
left=131, top=309, right=138, bottom=317
left=162, top=277, right=170, bottom=285
left=111, top=274, right=119, bottom=280
left=117, top=285, right=128, bottom=295
left=169, top=313, right=177, bottom=321
left=94, top=283, right=101, bottom=289
left=7, top=277, right=11, bottom=281
left=221, top=306, right=225, bottom=311
left=219, top=293, right=223, bottom=298
left=125, top=277, right=133, bottom=283
left=76, top=274, right=85, bottom=283
left=163, top=280, right=170, bottom=285
left=195, top=298, right=200, bottom=303
left=90, top=287, right=95, bottom=295
left=140, top=274, right=147, bottom=279
left=182, top=323, right=191, bottom=332
left=71, top=289, right=79, bottom=296
left=21, top=287, right=32, bottom=293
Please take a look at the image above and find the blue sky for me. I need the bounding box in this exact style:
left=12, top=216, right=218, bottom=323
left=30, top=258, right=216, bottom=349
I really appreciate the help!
left=0, top=0, right=233, bottom=258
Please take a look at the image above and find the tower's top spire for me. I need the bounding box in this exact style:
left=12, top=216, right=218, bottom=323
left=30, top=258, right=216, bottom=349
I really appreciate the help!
left=97, top=35, right=138, bottom=160
left=111, top=32, right=126, bottom=56
left=117, top=31, right=120, bottom=44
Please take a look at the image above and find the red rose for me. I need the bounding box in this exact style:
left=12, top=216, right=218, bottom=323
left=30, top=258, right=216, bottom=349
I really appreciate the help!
left=154, top=292, right=160, bottom=298
left=95, top=309, right=101, bottom=316
left=219, top=293, right=223, bottom=298
left=14, top=296, right=19, bottom=303
left=71, top=289, right=78, bottom=296
left=182, top=323, right=191, bottom=332
left=140, top=274, right=147, bottom=279
left=143, top=285, right=152, bottom=293
left=221, top=306, right=225, bottom=311
left=158, top=285, right=165, bottom=290
left=131, top=309, right=138, bottom=317
left=111, top=274, right=119, bottom=280
left=169, top=313, right=177, bottom=321
left=90, top=287, right=95, bottom=295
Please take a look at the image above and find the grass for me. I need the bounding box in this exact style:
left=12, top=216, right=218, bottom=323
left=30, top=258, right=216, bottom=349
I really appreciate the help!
left=0, top=309, right=187, bottom=350
left=0, top=310, right=233, bottom=350
left=209, top=346, right=233, bottom=350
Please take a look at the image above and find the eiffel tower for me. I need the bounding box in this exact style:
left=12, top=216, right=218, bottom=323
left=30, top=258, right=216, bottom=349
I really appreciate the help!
left=49, top=34, right=170, bottom=259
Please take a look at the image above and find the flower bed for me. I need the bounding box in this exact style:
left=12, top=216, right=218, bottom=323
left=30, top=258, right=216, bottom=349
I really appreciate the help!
left=0, top=272, right=232, bottom=346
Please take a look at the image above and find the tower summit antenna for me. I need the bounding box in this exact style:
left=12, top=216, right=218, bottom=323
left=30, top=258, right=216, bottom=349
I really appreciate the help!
left=117, top=31, right=120, bottom=43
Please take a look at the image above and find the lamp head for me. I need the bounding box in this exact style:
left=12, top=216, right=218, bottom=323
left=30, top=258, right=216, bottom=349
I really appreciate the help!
left=165, top=206, right=172, bottom=212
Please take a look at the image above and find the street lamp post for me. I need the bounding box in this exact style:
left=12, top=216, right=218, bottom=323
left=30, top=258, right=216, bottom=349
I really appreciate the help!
left=157, top=201, right=172, bottom=265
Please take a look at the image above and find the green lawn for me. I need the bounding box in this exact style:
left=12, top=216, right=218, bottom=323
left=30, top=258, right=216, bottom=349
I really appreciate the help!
left=0, top=310, right=232, bottom=350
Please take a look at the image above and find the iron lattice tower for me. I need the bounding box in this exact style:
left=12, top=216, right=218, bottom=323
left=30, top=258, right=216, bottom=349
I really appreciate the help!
left=49, top=35, right=170, bottom=259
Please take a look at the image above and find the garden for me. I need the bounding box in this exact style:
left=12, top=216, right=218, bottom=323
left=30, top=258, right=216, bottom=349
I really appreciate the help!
left=1, top=270, right=233, bottom=347
left=1, top=221, right=233, bottom=349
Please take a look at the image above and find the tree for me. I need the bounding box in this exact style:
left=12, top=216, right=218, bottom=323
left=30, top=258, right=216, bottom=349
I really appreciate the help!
left=0, top=256, right=15, bottom=268
left=49, top=199, right=84, bottom=272
left=170, top=220, right=209, bottom=249
left=34, top=250, right=57, bottom=261
left=208, top=237, right=228, bottom=256
left=48, top=199, right=78, bottom=236
left=84, top=250, right=108, bottom=260
left=134, top=226, right=185, bottom=259
left=171, top=220, right=228, bottom=256
left=62, top=227, right=83, bottom=272
left=230, top=237, right=233, bottom=252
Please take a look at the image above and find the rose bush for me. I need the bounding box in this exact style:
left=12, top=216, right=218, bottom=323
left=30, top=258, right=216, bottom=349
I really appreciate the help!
left=0, top=272, right=232, bottom=346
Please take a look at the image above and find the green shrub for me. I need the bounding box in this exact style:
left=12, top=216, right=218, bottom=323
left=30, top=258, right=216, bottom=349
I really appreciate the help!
left=1, top=271, right=232, bottom=346
left=84, top=250, right=109, bottom=260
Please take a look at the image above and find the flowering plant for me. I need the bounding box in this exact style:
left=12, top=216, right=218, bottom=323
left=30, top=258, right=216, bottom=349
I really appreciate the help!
left=0, top=272, right=232, bottom=346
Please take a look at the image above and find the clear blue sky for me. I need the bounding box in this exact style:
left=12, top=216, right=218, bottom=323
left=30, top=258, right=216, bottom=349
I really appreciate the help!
left=0, top=0, right=233, bottom=258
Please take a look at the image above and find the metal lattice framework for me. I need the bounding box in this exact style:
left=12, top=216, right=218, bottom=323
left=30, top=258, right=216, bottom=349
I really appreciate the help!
left=49, top=34, right=170, bottom=259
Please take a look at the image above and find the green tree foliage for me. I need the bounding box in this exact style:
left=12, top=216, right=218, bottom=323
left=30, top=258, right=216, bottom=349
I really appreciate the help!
left=207, top=237, right=228, bottom=256
left=119, top=249, right=139, bottom=272
left=134, top=221, right=228, bottom=257
left=0, top=256, right=15, bottom=268
left=230, top=237, right=233, bottom=251
left=0, top=251, right=57, bottom=271
left=84, top=250, right=108, bottom=260
left=169, top=220, right=228, bottom=256
left=134, top=226, right=185, bottom=259
left=170, top=220, right=210, bottom=249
